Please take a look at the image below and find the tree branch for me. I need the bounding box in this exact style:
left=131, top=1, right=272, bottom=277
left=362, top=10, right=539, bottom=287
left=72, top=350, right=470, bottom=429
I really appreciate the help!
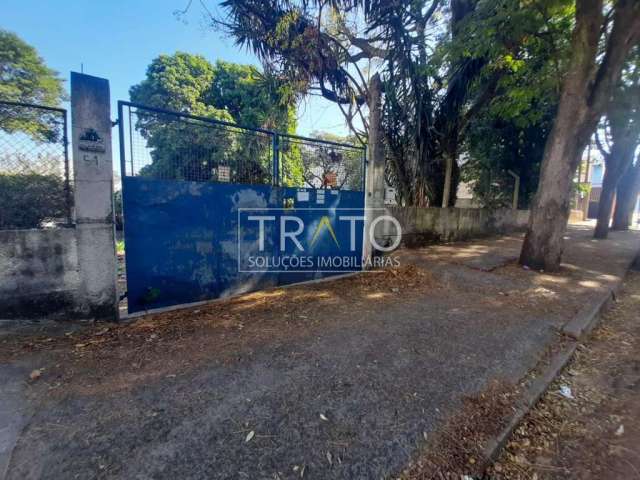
left=588, top=0, right=640, bottom=122
left=457, top=72, right=501, bottom=137
left=345, top=34, right=388, bottom=59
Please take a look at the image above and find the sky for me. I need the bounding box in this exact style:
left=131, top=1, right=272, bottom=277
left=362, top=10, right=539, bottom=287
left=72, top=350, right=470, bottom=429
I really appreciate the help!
left=3, top=0, right=349, bottom=171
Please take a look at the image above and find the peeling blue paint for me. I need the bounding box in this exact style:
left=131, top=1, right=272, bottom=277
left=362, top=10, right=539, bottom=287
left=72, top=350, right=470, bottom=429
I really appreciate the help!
left=122, top=177, right=364, bottom=313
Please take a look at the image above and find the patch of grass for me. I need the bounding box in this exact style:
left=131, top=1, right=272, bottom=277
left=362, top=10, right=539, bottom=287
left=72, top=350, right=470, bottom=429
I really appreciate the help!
left=116, top=239, right=125, bottom=255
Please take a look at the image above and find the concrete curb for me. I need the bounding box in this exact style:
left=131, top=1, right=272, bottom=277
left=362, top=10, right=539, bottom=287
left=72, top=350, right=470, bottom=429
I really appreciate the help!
left=479, top=250, right=640, bottom=472
left=562, top=249, right=639, bottom=341
left=479, top=342, right=578, bottom=471
left=562, top=292, right=615, bottom=340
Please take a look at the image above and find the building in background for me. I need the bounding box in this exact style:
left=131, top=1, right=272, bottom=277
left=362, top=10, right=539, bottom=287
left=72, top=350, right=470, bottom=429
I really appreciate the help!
left=586, top=157, right=605, bottom=219
left=577, top=143, right=639, bottom=224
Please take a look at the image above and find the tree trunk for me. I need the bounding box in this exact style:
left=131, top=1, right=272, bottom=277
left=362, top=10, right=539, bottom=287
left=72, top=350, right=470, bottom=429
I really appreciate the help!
left=612, top=162, right=640, bottom=230
left=441, top=150, right=460, bottom=207
left=442, top=155, right=453, bottom=207
left=519, top=0, right=640, bottom=271
left=365, top=74, right=385, bottom=206
left=594, top=138, right=639, bottom=237
left=519, top=128, right=584, bottom=271
left=593, top=164, right=618, bottom=238
left=364, top=73, right=386, bottom=259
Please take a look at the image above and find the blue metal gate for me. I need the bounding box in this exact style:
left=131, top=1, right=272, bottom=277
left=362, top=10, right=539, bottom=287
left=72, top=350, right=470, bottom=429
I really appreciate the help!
left=118, top=102, right=366, bottom=313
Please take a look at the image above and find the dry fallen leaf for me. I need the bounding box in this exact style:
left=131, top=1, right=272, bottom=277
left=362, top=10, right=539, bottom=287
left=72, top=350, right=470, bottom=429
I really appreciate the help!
left=245, top=430, right=255, bottom=443
left=29, top=369, right=42, bottom=380
left=320, top=413, right=328, bottom=421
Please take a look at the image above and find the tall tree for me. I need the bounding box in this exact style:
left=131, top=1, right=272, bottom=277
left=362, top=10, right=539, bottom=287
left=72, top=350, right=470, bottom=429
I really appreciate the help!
left=611, top=154, right=640, bottom=229
left=215, top=0, right=375, bottom=143
left=378, top=0, right=485, bottom=207
left=459, top=0, right=573, bottom=210
left=593, top=51, right=640, bottom=238
left=129, top=53, right=299, bottom=184
left=0, top=29, right=65, bottom=105
left=519, top=0, right=640, bottom=271
left=0, top=29, right=66, bottom=141
left=214, top=0, right=517, bottom=206
left=130, top=54, right=297, bottom=130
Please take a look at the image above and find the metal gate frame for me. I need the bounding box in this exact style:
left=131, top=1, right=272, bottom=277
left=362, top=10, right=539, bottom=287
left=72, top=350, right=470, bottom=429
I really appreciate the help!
left=117, top=101, right=367, bottom=313
left=117, top=101, right=366, bottom=186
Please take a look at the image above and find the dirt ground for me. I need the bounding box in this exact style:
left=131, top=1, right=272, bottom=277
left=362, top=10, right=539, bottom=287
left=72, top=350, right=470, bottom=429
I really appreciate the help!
left=1, top=226, right=638, bottom=479
left=486, top=270, right=640, bottom=480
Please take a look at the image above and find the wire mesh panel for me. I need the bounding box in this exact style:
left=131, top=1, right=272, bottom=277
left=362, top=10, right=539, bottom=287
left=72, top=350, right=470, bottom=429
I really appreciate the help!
left=119, top=101, right=366, bottom=191
left=120, top=103, right=275, bottom=185
left=278, top=134, right=365, bottom=191
left=0, top=101, right=71, bottom=229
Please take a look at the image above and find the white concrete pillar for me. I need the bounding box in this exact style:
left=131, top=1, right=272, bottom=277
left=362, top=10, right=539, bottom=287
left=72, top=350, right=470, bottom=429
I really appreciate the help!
left=71, top=72, right=118, bottom=320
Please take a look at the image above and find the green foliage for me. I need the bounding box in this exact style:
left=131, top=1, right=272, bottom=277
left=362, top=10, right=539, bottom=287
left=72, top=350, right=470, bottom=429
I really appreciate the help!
left=574, top=182, right=591, bottom=196
left=0, top=29, right=66, bottom=141
left=568, top=181, right=591, bottom=209
left=207, top=60, right=297, bottom=131
left=217, top=0, right=369, bottom=146
left=279, top=138, right=305, bottom=187
left=214, top=0, right=588, bottom=207
left=0, top=173, right=68, bottom=228
left=459, top=0, right=574, bottom=209
left=0, top=29, right=65, bottom=105
left=606, top=46, right=640, bottom=140
left=379, top=0, right=575, bottom=206
left=463, top=107, right=554, bottom=209
left=130, top=53, right=231, bottom=119
left=113, top=189, right=123, bottom=230
left=129, top=53, right=299, bottom=184
left=481, top=1, right=572, bottom=128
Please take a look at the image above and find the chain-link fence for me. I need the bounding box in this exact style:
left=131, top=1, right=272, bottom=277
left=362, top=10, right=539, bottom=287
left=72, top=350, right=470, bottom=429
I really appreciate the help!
left=0, top=101, right=72, bottom=229
left=119, top=102, right=366, bottom=191
left=121, top=103, right=274, bottom=185
left=278, top=134, right=365, bottom=191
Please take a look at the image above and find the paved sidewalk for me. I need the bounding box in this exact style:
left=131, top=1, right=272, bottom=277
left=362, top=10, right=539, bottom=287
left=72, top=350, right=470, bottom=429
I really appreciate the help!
left=1, top=225, right=638, bottom=479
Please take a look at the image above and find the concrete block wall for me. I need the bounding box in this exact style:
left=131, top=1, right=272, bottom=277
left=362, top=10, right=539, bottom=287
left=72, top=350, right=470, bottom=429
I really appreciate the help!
left=0, top=73, right=118, bottom=322
left=383, top=207, right=529, bottom=247
left=0, top=228, right=81, bottom=319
